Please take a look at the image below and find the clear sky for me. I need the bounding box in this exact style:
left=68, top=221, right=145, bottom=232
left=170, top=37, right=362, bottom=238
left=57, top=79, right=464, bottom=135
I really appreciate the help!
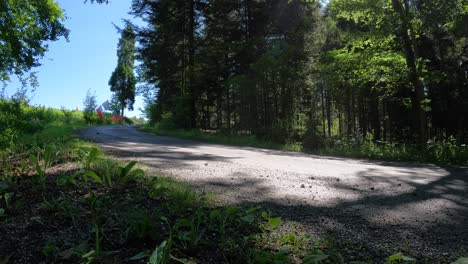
left=4, top=0, right=144, bottom=118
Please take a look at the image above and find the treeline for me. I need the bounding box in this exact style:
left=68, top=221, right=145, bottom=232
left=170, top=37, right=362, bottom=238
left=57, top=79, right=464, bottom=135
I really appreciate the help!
left=132, top=0, right=468, bottom=146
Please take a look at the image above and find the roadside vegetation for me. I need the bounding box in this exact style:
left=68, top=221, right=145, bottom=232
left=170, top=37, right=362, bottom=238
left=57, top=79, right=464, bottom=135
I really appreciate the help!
left=0, top=100, right=340, bottom=263
left=5, top=100, right=464, bottom=264
left=142, top=114, right=468, bottom=166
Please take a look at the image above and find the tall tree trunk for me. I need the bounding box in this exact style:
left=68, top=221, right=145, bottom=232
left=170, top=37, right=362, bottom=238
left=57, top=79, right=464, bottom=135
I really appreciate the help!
left=391, top=0, right=427, bottom=146
left=227, top=84, right=232, bottom=133
left=346, top=83, right=352, bottom=139
left=370, top=98, right=381, bottom=141
left=326, top=89, right=332, bottom=137
left=188, top=0, right=197, bottom=129
left=321, top=83, right=326, bottom=137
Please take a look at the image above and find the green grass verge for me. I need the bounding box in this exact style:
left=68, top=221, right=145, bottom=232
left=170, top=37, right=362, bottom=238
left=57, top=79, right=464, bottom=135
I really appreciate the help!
left=140, top=126, right=304, bottom=152
left=141, top=125, right=468, bottom=166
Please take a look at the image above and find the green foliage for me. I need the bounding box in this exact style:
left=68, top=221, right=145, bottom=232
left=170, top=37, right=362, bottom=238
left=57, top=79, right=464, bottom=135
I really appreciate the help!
left=82, top=147, right=102, bottom=169
left=0, top=183, right=13, bottom=218
left=109, top=23, right=136, bottom=116
left=0, top=99, right=82, bottom=147
left=386, top=252, right=416, bottom=263
left=302, top=253, right=329, bottom=264
left=148, top=237, right=172, bottom=264
left=84, top=159, right=144, bottom=187
left=0, top=0, right=68, bottom=81
left=83, top=89, right=98, bottom=124
left=319, top=137, right=468, bottom=165
left=452, top=257, right=468, bottom=264
left=117, top=160, right=144, bottom=184
left=40, top=195, right=81, bottom=224
left=29, top=145, right=54, bottom=189
left=126, top=208, right=158, bottom=241
left=143, top=125, right=468, bottom=165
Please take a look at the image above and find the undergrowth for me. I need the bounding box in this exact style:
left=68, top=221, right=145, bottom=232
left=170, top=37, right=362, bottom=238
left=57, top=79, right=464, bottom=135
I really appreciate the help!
left=141, top=125, right=468, bottom=166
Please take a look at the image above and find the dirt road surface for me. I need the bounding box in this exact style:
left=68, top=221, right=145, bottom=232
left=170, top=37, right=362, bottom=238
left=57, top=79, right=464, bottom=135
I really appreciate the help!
left=78, top=125, right=468, bottom=263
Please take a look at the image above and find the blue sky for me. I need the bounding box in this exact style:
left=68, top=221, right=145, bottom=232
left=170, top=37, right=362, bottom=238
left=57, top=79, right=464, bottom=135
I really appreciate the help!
left=4, top=0, right=144, bottom=118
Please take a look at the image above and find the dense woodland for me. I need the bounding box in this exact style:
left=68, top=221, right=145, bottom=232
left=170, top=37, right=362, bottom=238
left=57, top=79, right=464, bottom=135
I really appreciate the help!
left=129, top=0, right=468, bottom=147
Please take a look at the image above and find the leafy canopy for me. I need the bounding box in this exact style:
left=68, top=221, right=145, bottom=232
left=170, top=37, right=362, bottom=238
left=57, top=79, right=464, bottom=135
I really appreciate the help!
left=0, top=0, right=69, bottom=81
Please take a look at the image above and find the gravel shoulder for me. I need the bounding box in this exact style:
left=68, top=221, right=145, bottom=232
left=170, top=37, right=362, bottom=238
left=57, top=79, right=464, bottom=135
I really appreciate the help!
left=77, top=125, right=468, bottom=263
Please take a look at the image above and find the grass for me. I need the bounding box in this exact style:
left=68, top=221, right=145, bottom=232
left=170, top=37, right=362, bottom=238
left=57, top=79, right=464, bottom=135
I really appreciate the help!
left=141, top=126, right=304, bottom=152
left=141, top=125, right=468, bottom=166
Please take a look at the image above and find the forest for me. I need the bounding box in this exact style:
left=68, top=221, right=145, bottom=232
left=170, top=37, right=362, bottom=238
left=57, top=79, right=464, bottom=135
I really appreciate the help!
left=1, top=0, right=468, bottom=263
left=130, top=0, right=468, bottom=153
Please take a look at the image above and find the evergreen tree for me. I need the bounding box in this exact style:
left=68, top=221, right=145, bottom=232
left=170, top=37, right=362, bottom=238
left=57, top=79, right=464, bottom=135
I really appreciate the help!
left=109, top=23, right=136, bottom=116
left=83, top=89, right=98, bottom=124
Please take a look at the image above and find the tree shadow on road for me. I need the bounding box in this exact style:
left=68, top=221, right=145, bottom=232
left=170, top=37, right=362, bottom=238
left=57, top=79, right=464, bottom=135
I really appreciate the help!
left=187, top=166, right=468, bottom=263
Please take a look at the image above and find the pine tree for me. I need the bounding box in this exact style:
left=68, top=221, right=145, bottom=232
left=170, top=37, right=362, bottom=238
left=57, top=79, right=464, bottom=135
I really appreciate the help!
left=109, top=23, right=136, bottom=116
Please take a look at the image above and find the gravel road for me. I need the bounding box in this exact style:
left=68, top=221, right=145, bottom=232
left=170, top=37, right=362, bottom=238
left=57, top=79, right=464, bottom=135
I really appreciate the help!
left=78, top=125, right=468, bottom=263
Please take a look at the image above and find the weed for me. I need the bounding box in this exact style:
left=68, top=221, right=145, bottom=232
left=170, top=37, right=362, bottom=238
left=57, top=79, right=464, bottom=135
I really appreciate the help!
left=148, top=236, right=173, bottom=264
left=386, top=252, right=416, bottom=263
left=83, top=160, right=143, bottom=187
left=126, top=208, right=158, bottom=241
left=174, top=209, right=206, bottom=250
left=56, top=173, right=79, bottom=187
left=42, top=241, right=58, bottom=258
left=82, top=147, right=102, bottom=169
left=116, top=160, right=144, bottom=184
left=40, top=194, right=80, bottom=224
left=29, top=145, right=54, bottom=189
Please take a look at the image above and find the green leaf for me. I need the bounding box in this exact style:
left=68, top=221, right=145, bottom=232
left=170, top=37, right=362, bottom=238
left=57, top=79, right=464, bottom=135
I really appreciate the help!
left=303, top=254, right=329, bottom=264
left=85, top=148, right=100, bottom=167
left=29, top=153, right=43, bottom=175
left=0, top=183, right=10, bottom=193
left=81, top=249, right=96, bottom=258
left=268, top=217, right=281, bottom=228
left=44, top=145, right=53, bottom=170
left=209, top=209, right=221, bottom=219
left=129, top=251, right=149, bottom=261
left=452, top=257, right=468, bottom=264
left=84, top=171, right=103, bottom=185
left=148, top=238, right=171, bottom=264
left=241, top=214, right=255, bottom=223
left=387, top=252, right=416, bottom=263
left=122, top=161, right=137, bottom=178
left=130, top=168, right=145, bottom=177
